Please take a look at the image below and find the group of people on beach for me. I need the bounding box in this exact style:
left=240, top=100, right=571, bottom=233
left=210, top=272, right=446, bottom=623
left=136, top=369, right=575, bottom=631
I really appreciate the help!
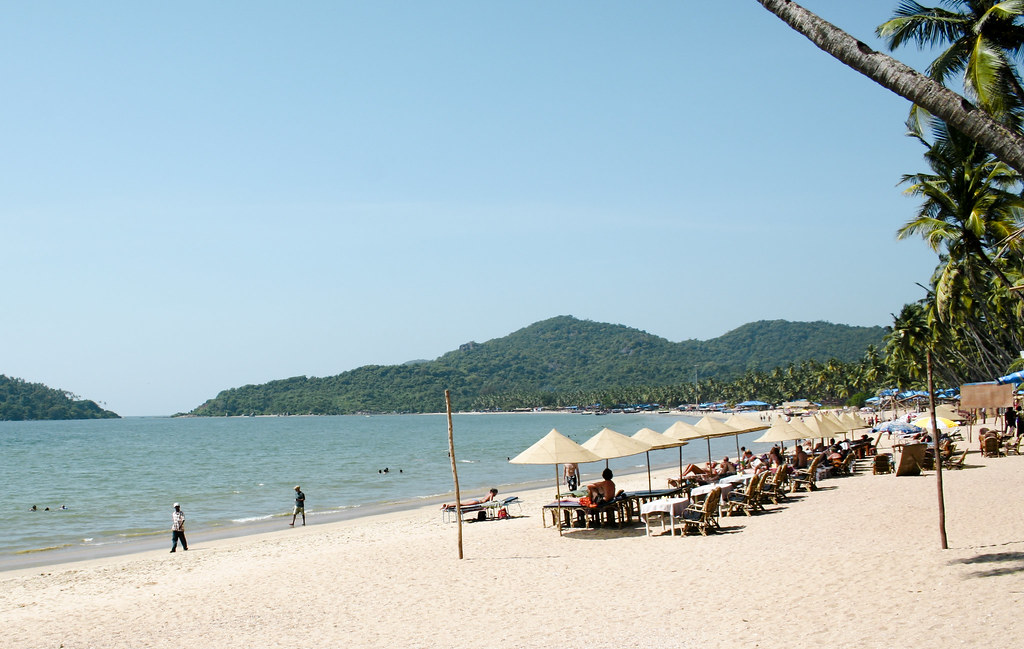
left=168, top=485, right=307, bottom=554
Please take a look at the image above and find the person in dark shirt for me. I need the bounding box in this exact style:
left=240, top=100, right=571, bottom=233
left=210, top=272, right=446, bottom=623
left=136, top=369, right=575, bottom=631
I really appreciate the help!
left=290, top=486, right=305, bottom=526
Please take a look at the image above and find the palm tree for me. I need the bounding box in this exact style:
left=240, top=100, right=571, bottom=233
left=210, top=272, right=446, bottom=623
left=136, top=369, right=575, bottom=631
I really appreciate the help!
left=754, top=0, right=1024, bottom=175
left=897, top=121, right=1024, bottom=310
left=877, top=1, right=1024, bottom=130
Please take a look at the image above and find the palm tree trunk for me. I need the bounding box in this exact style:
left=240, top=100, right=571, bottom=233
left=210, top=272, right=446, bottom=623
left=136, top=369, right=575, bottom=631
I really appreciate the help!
left=755, top=0, right=1024, bottom=176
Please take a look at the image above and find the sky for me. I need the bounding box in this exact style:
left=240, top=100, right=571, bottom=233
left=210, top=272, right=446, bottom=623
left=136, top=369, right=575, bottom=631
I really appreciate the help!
left=2, top=1, right=946, bottom=416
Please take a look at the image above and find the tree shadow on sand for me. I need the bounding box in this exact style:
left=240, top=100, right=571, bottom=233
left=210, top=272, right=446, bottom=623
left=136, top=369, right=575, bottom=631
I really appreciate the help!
left=950, top=551, right=1024, bottom=578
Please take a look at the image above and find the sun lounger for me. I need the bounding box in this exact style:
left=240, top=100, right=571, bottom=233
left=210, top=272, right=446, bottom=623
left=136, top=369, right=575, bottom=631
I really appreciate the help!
left=541, top=491, right=627, bottom=529
left=442, top=496, right=522, bottom=523
left=724, top=472, right=766, bottom=517
left=942, top=449, right=968, bottom=470
left=873, top=453, right=893, bottom=475
left=894, top=442, right=927, bottom=476
left=763, top=465, right=790, bottom=504
left=792, top=455, right=822, bottom=492
left=681, top=486, right=721, bottom=536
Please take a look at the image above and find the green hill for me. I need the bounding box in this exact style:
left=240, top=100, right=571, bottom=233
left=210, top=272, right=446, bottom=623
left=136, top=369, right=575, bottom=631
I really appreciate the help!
left=0, top=375, right=120, bottom=421
left=188, top=316, right=885, bottom=416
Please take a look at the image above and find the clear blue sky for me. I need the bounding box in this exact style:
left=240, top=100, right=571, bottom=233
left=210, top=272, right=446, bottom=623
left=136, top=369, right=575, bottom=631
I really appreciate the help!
left=2, top=1, right=943, bottom=416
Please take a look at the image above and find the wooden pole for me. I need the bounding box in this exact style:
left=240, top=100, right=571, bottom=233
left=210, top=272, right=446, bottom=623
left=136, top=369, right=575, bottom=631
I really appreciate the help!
left=445, top=390, right=463, bottom=559
left=927, top=352, right=949, bottom=550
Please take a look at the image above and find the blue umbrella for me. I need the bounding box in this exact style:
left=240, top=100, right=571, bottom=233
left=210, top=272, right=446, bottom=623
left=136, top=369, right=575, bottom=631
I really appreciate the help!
left=873, top=420, right=923, bottom=434
left=997, top=371, right=1024, bottom=385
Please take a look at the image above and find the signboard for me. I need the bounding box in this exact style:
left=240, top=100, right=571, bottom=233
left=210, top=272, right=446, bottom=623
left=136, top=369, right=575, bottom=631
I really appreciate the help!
left=960, top=382, right=1013, bottom=409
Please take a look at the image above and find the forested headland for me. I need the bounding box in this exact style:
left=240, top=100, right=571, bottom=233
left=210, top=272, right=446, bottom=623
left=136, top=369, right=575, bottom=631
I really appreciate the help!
left=0, top=375, right=120, bottom=421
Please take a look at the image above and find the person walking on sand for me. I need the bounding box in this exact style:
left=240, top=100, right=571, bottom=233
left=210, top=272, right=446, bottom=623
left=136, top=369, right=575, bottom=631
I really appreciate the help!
left=290, top=485, right=305, bottom=526
left=563, top=463, right=579, bottom=491
left=170, top=503, right=188, bottom=552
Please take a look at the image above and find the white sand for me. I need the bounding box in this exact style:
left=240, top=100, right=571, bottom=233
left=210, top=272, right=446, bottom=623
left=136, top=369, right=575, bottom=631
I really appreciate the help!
left=2, top=449, right=1023, bottom=648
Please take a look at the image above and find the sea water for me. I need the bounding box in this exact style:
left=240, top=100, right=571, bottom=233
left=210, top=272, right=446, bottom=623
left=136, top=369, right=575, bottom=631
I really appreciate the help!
left=0, top=412, right=772, bottom=566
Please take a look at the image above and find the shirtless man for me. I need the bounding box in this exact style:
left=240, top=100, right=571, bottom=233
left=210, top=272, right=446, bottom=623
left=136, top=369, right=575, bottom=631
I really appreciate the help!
left=586, top=468, right=616, bottom=504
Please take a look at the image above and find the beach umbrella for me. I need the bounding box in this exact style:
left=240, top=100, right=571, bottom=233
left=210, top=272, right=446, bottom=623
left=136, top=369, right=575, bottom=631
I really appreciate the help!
left=509, top=428, right=602, bottom=534
left=754, top=417, right=815, bottom=445
left=663, top=420, right=705, bottom=442
left=663, top=420, right=707, bottom=483
left=694, top=415, right=743, bottom=458
left=804, top=413, right=847, bottom=441
left=581, top=428, right=652, bottom=465
left=722, top=413, right=769, bottom=458
left=837, top=411, right=868, bottom=431
left=933, top=404, right=964, bottom=422
left=874, top=420, right=923, bottom=434
left=996, top=370, right=1024, bottom=385
left=632, top=427, right=688, bottom=492
left=911, top=416, right=958, bottom=430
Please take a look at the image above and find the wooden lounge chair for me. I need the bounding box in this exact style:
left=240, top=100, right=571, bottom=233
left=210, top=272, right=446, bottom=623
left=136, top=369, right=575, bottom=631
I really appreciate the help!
left=1004, top=436, right=1021, bottom=456
left=724, top=472, right=766, bottom=516
left=763, top=464, right=790, bottom=504
left=942, top=449, right=968, bottom=470
left=792, top=455, right=822, bottom=492
left=982, top=435, right=1003, bottom=458
left=681, top=486, right=721, bottom=536
left=872, top=453, right=893, bottom=475
left=832, top=452, right=855, bottom=477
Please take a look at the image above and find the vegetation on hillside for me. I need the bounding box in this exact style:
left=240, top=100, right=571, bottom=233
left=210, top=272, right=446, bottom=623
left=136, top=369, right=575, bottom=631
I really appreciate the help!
left=187, top=318, right=886, bottom=415
left=0, top=375, right=120, bottom=421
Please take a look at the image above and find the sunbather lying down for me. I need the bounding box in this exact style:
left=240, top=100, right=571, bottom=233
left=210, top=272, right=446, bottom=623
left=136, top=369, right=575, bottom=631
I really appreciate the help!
left=441, top=488, right=498, bottom=510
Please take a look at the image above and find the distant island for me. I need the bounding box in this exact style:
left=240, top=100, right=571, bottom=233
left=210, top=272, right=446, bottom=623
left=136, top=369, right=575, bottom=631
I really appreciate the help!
left=187, top=316, right=886, bottom=416
left=0, top=375, right=120, bottom=421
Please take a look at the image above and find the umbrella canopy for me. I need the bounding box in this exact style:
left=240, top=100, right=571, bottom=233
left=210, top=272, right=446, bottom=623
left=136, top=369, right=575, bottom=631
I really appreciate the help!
left=874, top=420, right=923, bottom=434
left=694, top=415, right=743, bottom=438
left=722, top=413, right=769, bottom=434
left=581, top=427, right=652, bottom=460
left=754, top=417, right=815, bottom=443
left=812, top=412, right=849, bottom=438
left=509, top=429, right=602, bottom=465
left=632, top=428, right=687, bottom=450
left=663, top=420, right=705, bottom=442
left=837, top=411, right=869, bottom=431
left=509, top=429, right=601, bottom=535
left=631, top=428, right=688, bottom=492
left=911, top=416, right=958, bottom=430
left=997, top=370, right=1024, bottom=385
left=933, top=404, right=964, bottom=421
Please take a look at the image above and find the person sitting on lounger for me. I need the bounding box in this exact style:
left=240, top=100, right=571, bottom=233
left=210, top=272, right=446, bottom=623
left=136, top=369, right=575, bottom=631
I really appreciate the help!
left=586, top=468, right=616, bottom=505
left=714, top=457, right=737, bottom=478
left=441, top=488, right=497, bottom=510
left=792, top=445, right=809, bottom=469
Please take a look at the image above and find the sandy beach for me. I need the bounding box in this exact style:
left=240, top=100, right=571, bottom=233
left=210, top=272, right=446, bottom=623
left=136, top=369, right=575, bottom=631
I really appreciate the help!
left=2, top=444, right=1023, bottom=649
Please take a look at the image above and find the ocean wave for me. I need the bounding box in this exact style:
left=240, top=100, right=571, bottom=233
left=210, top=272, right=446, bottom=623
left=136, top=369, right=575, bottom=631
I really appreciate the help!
left=15, top=544, right=73, bottom=555
left=231, top=514, right=274, bottom=523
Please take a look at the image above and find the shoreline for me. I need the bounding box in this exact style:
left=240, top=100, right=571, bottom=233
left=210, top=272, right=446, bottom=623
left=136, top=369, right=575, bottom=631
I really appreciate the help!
left=0, top=458, right=679, bottom=573
left=3, top=448, right=1023, bottom=648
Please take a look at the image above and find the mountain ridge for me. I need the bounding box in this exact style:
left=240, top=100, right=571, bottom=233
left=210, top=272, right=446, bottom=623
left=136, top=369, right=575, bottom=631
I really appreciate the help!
left=188, top=316, right=886, bottom=416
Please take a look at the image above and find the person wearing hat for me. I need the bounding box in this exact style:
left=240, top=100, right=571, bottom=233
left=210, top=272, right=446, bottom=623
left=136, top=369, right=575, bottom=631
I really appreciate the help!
left=290, top=486, right=305, bottom=526
left=170, top=503, right=188, bottom=552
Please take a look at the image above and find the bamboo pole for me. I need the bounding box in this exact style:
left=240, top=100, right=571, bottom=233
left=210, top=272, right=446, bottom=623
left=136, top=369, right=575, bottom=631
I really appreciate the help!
left=445, top=390, right=464, bottom=559
left=927, top=351, right=949, bottom=550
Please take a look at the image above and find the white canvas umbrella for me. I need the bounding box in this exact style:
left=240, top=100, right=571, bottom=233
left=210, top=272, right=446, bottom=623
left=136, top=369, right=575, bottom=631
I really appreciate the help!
left=509, top=429, right=602, bottom=534
left=581, top=427, right=652, bottom=463
left=632, top=427, right=688, bottom=492
left=723, top=413, right=769, bottom=458
left=693, top=415, right=744, bottom=464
